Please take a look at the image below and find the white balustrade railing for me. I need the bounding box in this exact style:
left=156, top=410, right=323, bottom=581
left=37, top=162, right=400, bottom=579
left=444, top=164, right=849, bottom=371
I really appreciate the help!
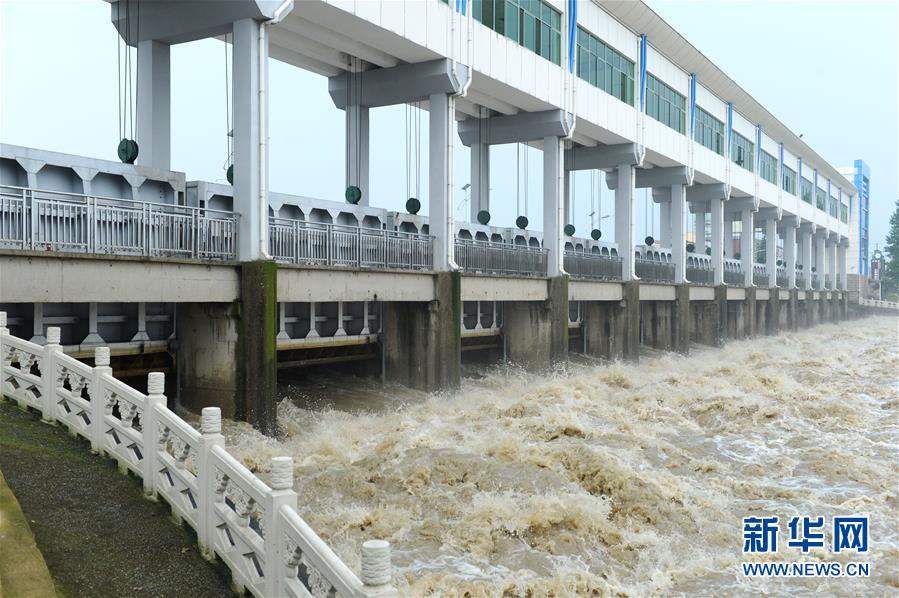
left=0, top=185, right=238, bottom=260
left=0, top=314, right=394, bottom=598
left=859, top=298, right=899, bottom=310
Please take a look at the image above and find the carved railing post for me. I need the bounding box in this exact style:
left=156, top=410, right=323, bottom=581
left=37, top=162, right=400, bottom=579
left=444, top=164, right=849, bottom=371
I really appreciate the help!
left=41, top=327, right=62, bottom=423
left=197, top=406, right=224, bottom=560
left=267, top=456, right=297, bottom=597
left=89, top=346, right=111, bottom=454
left=361, top=540, right=397, bottom=597
left=142, top=372, right=166, bottom=498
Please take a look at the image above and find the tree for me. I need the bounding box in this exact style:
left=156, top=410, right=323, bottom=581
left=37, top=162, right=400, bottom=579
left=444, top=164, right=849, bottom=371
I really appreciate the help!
left=883, top=199, right=899, bottom=294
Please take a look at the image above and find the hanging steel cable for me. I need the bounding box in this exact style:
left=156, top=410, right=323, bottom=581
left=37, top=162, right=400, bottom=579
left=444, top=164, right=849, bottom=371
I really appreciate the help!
left=116, top=0, right=139, bottom=164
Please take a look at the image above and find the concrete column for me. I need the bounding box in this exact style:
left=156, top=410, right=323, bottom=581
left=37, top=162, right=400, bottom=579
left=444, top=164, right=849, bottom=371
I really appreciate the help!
left=622, top=281, right=640, bottom=359
left=543, top=136, right=565, bottom=277
left=838, top=241, right=848, bottom=290
left=827, top=237, right=837, bottom=289
left=383, top=272, right=461, bottom=390
left=83, top=302, right=104, bottom=345
left=693, top=210, right=705, bottom=252
left=429, top=93, right=455, bottom=271
left=136, top=40, right=171, bottom=171
left=177, top=303, right=240, bottom=418
left=784, top=224, right=797, bottom=288
left=238, top=262, right=278, bottom=434
left=504, top=278, right=568, bottom=367
left=470, top=141, right=489, bottom=222
left=800, top=227, right=813, bottom=290
left=346, top=103, right=370, bottom=205
left=132, top=302, right=151, bottom=342
left=673, top=283, right=690, bottom=354
left=764, top=217, right=778, bottom=288
left=232, top=18, right=268, bottom=261
left=583, top=301, right=625, bottom=359
left=815, top=232, right=826, bottom=290
left=741, top=208, right=754, bottom=287
left=615, top=165, right=636, bottom=281
left=659, top=201, right=671, bottom=247
left=710, top=197, right=724, bottom=286
left=670, top=184, right=686, bottom=284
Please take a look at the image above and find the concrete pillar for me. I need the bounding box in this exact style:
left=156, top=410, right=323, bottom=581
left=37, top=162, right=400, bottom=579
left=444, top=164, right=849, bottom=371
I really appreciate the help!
left=470, top=141, right=489, bottom=222
left=623, top=281, right=640, bottom=360
left=715, top=285, right=728, bottom=344
left=429, top=93, right=455, bottom=271
left=615, top=165, right=636, bottom=281
left=710, top=197, right=724, bottom=286
left=346, top=103, right=370, bottom=205
left=827, top=237, right=837, bottom=289
left=788, top=289, right=799, bottom=331
left=693, top=210, right=705, bottom=251
left=838, top=241, right=848, bottom=290
left=743, top=287, right=757, bottom=338
left=741, top=208, right=754, bottom=287
left=673, top=283, right=690, bottom=354
left=766, top=290, right=780, bottom=335
left=543, top=136, right=565, bottom=277
left=232, top=18, right=268, bottom=261
left=177, top=303, right=240, bottom=419
left=784, top=224, right=797, bottom=288
left=132, top=302, right=151, bottom=342
left=659, top=200, right=671, bottom=247
left=83, top=302, right=104, bottom=345
left=764, top=217, right=778, bottom=288
left=670, top=184, right=686, bottom=283
left=690, top=294, right=720, bottom=347
left=814, top=232, right=826, bottom=290
left=383, top=272, right=461, bottom=390
left=800, top=227, right=813, bottom=290
left=136, top=40, right=171, bottom=171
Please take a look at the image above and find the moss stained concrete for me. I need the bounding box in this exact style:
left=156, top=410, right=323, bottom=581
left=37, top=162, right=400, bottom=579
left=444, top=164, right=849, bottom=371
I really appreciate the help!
left=0, top=400, right=235, bottom=598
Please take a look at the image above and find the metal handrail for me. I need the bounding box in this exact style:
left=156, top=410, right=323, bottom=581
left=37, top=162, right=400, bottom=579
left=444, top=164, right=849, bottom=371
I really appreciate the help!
left=635, top=258, right=675, bottom=283
left=686, top=266, right=715, bottom=286
left=455, top=238, right=548, bottom=277
left=564, top=250, right=622, bottom=280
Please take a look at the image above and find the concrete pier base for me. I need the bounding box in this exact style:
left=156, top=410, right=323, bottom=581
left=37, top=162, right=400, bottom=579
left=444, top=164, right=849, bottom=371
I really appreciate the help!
left=176, top=302, right=239, bottom=418
left=765, top=291, right=780, bottom=336
left=504, top=276, right=568, bottom=368
left=583, top=300, right=625, bottom=359
left=727, top=298, right=745, bottom=340
left=238, top=261, right=278, bottom=434
left=690, top=297, right=720, bottom=347
left=383, top=271, right=461, bottom=391
left=623, top=281, right=640, bottom=360
left=673, top=284, right=690, bottom=354
left=641, top=300, right=674, bottom=351
left=743, top=287, right=757, bottom=338
left=788, top=290, right=799, bottom=331
left=715, top=285, right=728, bottom=346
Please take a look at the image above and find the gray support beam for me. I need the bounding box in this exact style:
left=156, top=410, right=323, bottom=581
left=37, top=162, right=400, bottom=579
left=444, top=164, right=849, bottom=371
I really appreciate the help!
left=606, top=166, right=690, bottom=190
left=710, top=196, right=725, bottom=286
left=458, top=110, right=572, bottom=146
left=470, top=140, right=490, bottom=222
left=430, top=93, right=455, bottom=271
left=544, top=136, right=565, bottom=277
left=614, top=164, right=636, bottom=281
left=136, top=40, right=171, bottom=171
left=659, top=200, right=671, bottom=247
left=694, top=210, right=705, bottom=251
left=565, top=143, right=640, bottom=171
left=232, top=18, right=267, bottom=261
left=741, top=208, right=754, bottom=287
left=346, top=103, right=370, bottom=205
left=670, top=184, right=686, bottom=284
left=764, top=216, right=778, bottom=288
left=329, top=59, right=466, bottom=109
left=784, top=221, right=798, bottom=288
left=827, top=236, right=837, bottom=289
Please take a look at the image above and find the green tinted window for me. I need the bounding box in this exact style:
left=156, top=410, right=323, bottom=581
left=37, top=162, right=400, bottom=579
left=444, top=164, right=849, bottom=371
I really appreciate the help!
left=731, top=131, right=754, bottom=172
left=472, top=0, right=560, bottom=65
left=646, top=74, right=686, bottom=134
left=782, top=165, right=796, bottom=195
left=575, top=26, right=635, bottom=106
left=694, top=106, right=724, bottom=155
left=801, top=178, right=813, bottom=204
left=759, top=150, right=777, bottom=184
left=816, top=187, right=827, bottom=211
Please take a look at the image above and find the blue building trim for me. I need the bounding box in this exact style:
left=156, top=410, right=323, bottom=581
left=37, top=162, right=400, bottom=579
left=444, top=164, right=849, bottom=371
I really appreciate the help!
left=756, top=125, right=762, bottom=173
left=726, top=103, right=733, bottom=158
left=689, top=73, right=697, bottom=140
left=778, top=143, right=784, bottom=189
left=639, top=34, right=648, bottom=112
left=567, top=0, right=578, bottom=73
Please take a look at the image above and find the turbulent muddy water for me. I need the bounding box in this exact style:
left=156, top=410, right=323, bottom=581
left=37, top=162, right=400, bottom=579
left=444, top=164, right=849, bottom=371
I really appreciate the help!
left=224, top=317, right=899, bottom=596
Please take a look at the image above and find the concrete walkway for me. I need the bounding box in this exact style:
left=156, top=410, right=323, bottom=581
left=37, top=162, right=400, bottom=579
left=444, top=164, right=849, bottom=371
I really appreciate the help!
left=0, top=400, right=236, bottom=598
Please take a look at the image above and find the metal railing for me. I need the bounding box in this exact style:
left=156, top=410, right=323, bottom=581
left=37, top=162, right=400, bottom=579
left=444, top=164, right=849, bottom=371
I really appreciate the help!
left=824, top=274, right=832, bottom=289
left=795, top=271, right=806, bottom=288
left=812, top=273, right=820, bottom=288
left=635, top=258, right=675, bottom=283
left=753, top=270, right=769, bottom=287
left=0, top=185, right=238, bottom=260
left=776, top=268, right=788, bottom=288
left=564, top=251, right=622, bottom=280
left=270, top=218, right=433, bottom=270
left=723, top=270, right=744, bottom=286
left=836, top=274, right=843, bottom=289
left=686, top=266, right=714, bottom=286
left=455, top=238, right=548, bottom=277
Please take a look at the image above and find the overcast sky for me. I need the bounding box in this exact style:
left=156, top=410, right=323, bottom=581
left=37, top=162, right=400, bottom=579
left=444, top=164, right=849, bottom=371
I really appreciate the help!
left=1, top=0, right=896, bottom=249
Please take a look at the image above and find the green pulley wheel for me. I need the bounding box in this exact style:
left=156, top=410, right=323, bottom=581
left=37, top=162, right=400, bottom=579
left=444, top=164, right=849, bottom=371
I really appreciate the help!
left=563, top=224, right=575, bottom=236
left=705, top=247, right=712, bottom=256
left=734, top=252, right=741, bottom=260
left=516, top=215, right=529, bottom=229
left=345, top=185, right=362, bottom=204
left=644, top=236, right=655, bottom=246
left=406, top=197, right=421, bottom=215
left=477, top=210, right=491, bottom=225
left=776, top=259, right=783, bottom=267
left=117, top=139, right=139, bottom=164
left=591, top=229, right=601, bottom=240
left=686, top=243, right=695, bottom=253
left=811, top=266, right=817, bottom=273
left=226, top=164, right=234, bottom=185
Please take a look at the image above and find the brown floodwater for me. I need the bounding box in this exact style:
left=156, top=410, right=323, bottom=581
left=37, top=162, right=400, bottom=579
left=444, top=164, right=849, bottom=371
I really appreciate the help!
left=222, top=316, right=899, bottom=596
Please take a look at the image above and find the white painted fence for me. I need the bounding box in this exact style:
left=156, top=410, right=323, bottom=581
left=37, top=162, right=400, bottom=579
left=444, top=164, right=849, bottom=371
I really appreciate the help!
left=0, top=313, right=395, bottom=598
left=859, top=298, right=899, bottom=310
